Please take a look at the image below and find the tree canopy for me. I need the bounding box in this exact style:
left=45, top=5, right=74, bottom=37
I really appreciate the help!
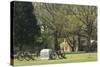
left=33, top=3, right=97, bottom=52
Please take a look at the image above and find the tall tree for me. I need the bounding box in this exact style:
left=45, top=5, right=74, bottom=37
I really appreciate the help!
left=13, top=1, right=40, bottom=51
left=70, top=5, right=97, bottom=52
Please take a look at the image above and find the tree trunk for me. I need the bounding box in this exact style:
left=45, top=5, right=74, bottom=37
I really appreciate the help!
left=77, top=35, right=81, bottom=51
left=86, top=36, right=91, bottom=52
left=71, top=47, right=74, bottom=52
left=73, top=36, right=78, bottom=52
left=54, top=31, right=59, bottom=51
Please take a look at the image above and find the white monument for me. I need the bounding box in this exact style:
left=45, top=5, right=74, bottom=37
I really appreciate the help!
left=40, top=49, right=52, bottom=60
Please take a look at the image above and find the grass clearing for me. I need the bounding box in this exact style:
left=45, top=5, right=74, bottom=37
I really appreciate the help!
left=13, top=53, right=97, bottom=66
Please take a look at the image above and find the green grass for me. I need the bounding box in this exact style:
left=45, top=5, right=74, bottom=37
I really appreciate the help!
left=13, top=53, right=97, bottom=66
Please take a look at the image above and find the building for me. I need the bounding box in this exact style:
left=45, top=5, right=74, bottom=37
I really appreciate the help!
left=60, top=38, right=72, bottom=52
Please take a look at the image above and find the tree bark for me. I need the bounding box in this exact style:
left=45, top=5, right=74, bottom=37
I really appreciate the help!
left=86, top=36, right=91, bottom=52
left=77, top=34, right=81, bottom=51
left=54, top=31, right=59, bottom=51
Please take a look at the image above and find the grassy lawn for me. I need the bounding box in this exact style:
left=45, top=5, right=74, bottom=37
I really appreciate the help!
left=13, top=53, right=97, bottom=66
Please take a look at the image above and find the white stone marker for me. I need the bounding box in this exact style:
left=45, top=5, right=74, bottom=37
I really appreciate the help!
left=40, top=49, right=52, bottom=60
